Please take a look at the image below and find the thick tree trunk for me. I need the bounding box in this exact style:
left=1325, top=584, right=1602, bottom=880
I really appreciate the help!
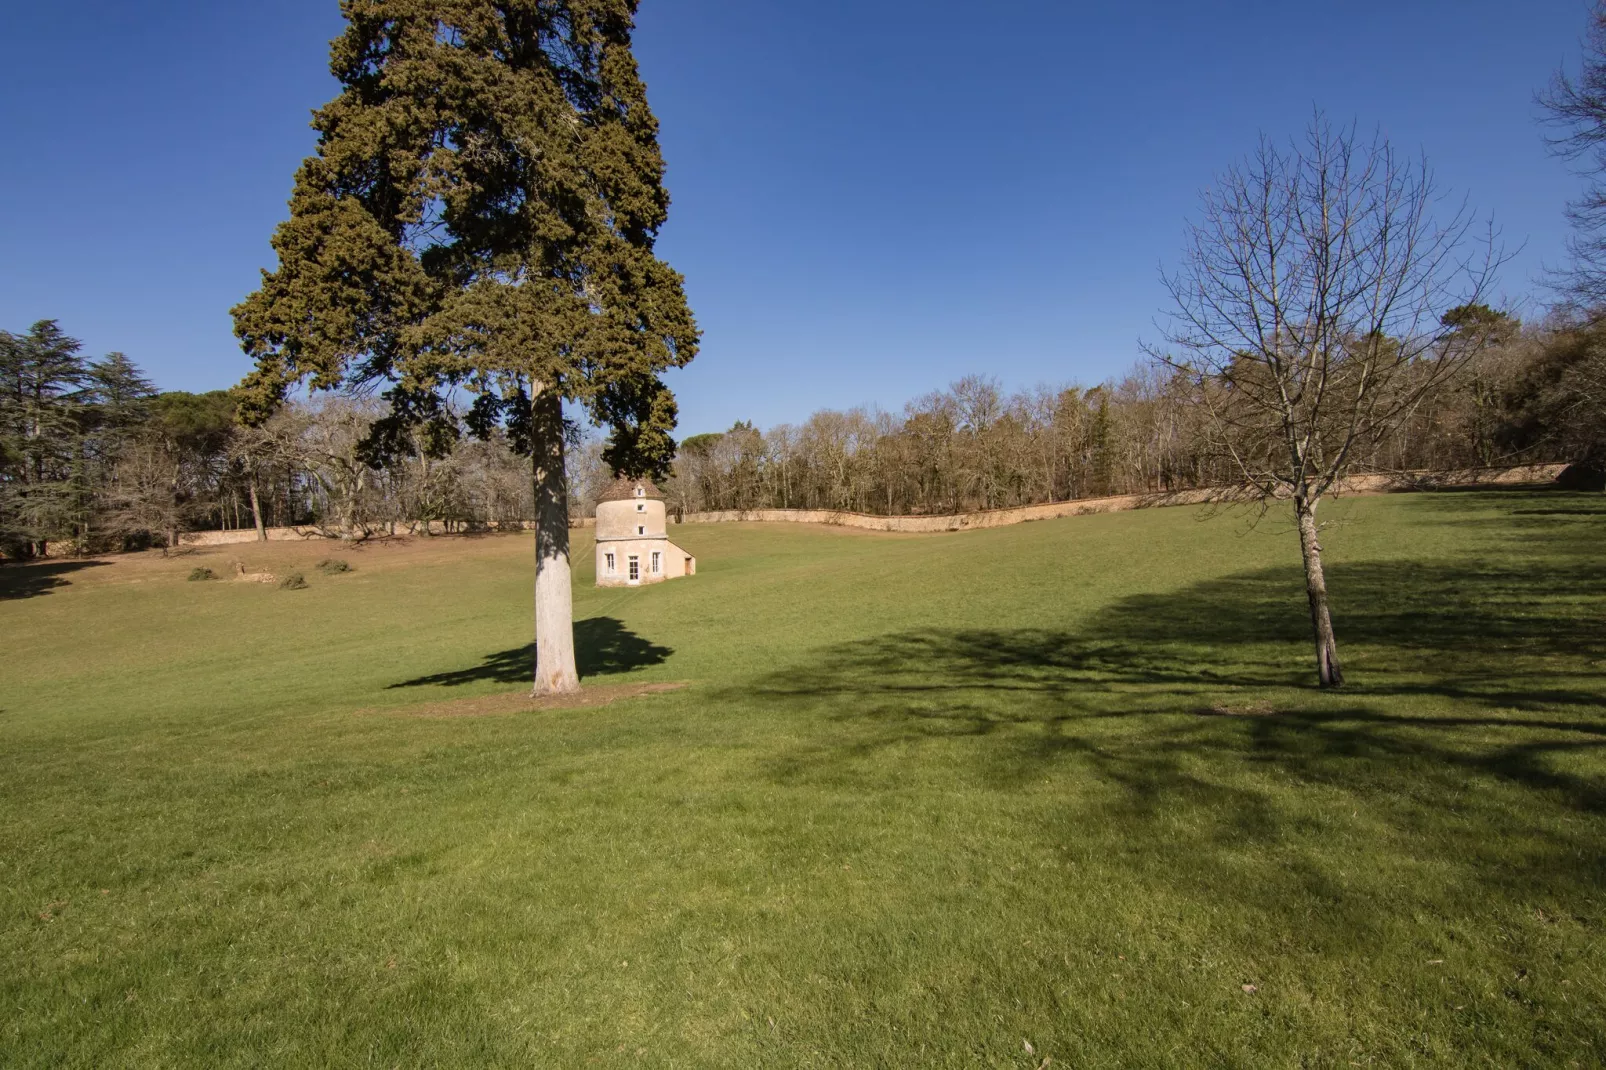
left=1295, top=497, right=1344, bottom=689
left=531, top=388, right=580, bottom=695
left=249, top=478, right=267, bottom=542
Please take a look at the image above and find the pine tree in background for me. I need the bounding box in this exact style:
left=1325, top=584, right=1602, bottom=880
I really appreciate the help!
left=87, top=353, right=157, bottom=435
left=1085, top=389, right=1114, bottom=498
left=233, top=0, right=698, bottom=694
left=0, top=321, right=91, bottom=557
left=75, top=353, right=159, bottom=549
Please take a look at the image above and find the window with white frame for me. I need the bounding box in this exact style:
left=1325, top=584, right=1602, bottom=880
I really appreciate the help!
left=628, top=556, right=640, bottom=581
left=605, top=552, right=615, bottom=572
left=651, top=551, right=661, bottom=574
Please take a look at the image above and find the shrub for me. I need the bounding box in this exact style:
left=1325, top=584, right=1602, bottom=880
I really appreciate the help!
left=316, top=558, right=353, bottom=574
left=187, top=567, right=216, bottom=582
left=279, top=572, right=308, bottom=591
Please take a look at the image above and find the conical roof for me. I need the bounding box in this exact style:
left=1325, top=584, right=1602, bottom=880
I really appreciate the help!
left=597, top=476, right=665, bottom=503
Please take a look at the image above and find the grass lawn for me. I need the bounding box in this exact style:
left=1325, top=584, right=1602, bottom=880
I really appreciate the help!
left=2, top=488, right=1603, bottom=1067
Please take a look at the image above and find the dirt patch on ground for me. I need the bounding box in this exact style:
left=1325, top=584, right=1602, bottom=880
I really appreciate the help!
left=1198, top=700, right=1279, bottom=718
left=371, top=680, right=687, bottom=719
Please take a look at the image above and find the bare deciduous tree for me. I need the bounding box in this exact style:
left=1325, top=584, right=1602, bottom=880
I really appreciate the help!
left=1541, top=0, right=1606, bottom=307
left=1151, top=117, right=1500, bottom=688
left=103, top=438, right=188, bottom=550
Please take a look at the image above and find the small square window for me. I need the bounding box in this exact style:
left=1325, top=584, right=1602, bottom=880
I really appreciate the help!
left=634, top=487, right=644, bottom=497
left=637, top=525, right=645, bottom=535
left=636, top=503, right=645, bottom=512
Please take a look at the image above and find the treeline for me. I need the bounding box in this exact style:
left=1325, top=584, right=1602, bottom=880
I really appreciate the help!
left=663, top=309, right=1606, bottom=516
left=0, top=320, right=535, bottom=558
left=6, top=306, right=1602, bottom=557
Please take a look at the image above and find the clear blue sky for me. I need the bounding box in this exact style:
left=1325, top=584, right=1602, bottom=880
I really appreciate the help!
left=0, top=0, right=1590, bottom=435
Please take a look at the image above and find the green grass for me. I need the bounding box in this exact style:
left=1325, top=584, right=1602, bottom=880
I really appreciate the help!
left=2, top=489, right=1603, bottom=1067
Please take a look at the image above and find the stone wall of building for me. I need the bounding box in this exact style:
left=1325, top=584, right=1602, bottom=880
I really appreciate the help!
left=597, top=497, right=667, bottom=541
left=596, top=538, right=694, bottom=586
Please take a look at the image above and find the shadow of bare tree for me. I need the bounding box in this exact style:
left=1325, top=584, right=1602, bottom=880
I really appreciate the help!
left=388, top=616, right=672, bottom=688
left=748, top=547, right=1606, bottom=715
left=0, top=560, right=109, bottom=601
left=741, top=516, right=1606, bottom=913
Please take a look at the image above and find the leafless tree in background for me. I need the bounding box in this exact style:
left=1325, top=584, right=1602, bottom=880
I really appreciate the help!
left=103, top=438, right=189, bottom=549
left=1152, top=116, right=1501, bottom=688
left=1542, top=0, right=1606, bottom=307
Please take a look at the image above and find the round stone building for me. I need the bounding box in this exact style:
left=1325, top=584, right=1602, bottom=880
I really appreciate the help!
left=593, top=477, right=696, bottom=587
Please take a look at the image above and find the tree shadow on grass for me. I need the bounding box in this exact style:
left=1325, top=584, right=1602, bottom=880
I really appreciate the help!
left=1105, top=558, right=1606, bottom=702
left=734, top=490, right=1606, bottom=1049
left=750, top=487, right=1606, bottom=730
left=752, top=550, right=1606, bottom=717
left=388, top=616, right=672, bottom=689
left=1393, top=486, right=1606, bottom=535
left=745, top=543, right=1606, bottom=910
left=0, top=560, right=109, bottom=601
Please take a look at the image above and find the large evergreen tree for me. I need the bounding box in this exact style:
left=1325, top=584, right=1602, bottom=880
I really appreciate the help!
left=75, top=352, right=159, bottom=549
left=0, top=321, right=91, bottom=557
left=232, top=0, right=698, bottom=693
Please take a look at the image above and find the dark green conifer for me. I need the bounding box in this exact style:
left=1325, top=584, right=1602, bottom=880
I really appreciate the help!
left=77, top=352, right=159, bottom=548
left=0, top=321, right=91, bottom=557
left=233, top=0, right=698, bottom=692
left=87, top=353, right=157, bottom=435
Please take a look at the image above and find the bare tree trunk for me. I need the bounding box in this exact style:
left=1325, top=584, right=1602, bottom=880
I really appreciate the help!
left=341, top=468, right=361, bottom=540
left=1295, top=497, right=1344, bottom=689
left=249, top=478, right=267, bottom=542
left=531, top=387, right=580, bottom=695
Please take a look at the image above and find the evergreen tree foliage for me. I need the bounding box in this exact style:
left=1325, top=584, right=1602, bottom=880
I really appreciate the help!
left=1498, top=316, right=1606, bottom=471
left=87, top=353, right=158, bottom=436
left=232, top=0, right=698, bottom=691
left=0, top=321, right=91, bottom=556
left=1085, top=389, right=1114, bottom=497
left=231, top=0, right=697, bottom=461
left=75, top=353, right=160, bottom=546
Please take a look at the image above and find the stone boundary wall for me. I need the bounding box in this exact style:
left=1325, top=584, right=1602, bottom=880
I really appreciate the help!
left=179, top=519, right=536, bottom=548
left=175, top=464, right=1565, bottom=546
left=676, top=464, right=1568, bottom=533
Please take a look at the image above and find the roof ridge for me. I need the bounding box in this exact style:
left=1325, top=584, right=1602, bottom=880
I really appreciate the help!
left=598, top=475, right=666, bottom=502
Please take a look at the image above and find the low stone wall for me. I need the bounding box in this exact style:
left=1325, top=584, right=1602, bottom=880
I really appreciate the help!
left=677, top=465, right=1568, bottom=533
left=181, top=527, right=320, bottom=548
left=681, top=491, right=1219, bottom=533
left=179, top=519, right=537, bottom=548
left=1341, top=464, right=1566, bottom=493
